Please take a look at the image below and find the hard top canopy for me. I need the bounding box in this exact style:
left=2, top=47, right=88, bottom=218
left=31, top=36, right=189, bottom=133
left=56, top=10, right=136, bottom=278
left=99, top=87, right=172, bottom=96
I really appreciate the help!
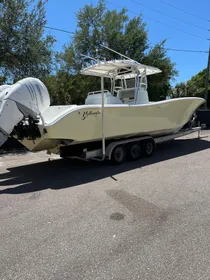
left=80, top=59, right=162, bottom=79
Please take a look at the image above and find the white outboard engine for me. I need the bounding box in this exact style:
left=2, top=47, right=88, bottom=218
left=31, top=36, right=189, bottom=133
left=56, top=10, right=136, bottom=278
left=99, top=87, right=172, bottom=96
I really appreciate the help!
left=0, top=77, right=50, bottom=147
left=0, top=84, right=11, bottom=93
left=0, top=84, right=11, bottom=103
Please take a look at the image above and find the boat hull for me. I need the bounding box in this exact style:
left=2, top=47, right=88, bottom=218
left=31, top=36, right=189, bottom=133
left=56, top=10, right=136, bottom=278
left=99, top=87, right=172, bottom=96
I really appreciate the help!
left=17, top=97, right=205, bottom=152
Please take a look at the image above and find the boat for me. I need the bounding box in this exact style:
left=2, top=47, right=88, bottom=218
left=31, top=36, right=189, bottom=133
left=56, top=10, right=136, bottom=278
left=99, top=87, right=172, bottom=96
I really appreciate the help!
left=0, top=47, right=205, bottom=156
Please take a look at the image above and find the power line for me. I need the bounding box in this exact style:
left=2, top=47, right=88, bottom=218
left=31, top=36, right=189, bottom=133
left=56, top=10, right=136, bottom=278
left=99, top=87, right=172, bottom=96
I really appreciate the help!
left=44, top=26, right=75, bottom=35
left=108, top=1, right=208, bottom=41
left=153, top=0, right=209, bottom=22
left=166, top=48, right=208, bottom=53
left=44, top=4, right=209, bottom=41
left=43, top=24, right=209, bottom=53
left=130, top=0, right=207, bottom=32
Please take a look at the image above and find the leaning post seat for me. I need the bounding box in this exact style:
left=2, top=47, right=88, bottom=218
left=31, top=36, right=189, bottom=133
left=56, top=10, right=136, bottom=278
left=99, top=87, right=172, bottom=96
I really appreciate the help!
left=85, top=90, right=123, bottom=105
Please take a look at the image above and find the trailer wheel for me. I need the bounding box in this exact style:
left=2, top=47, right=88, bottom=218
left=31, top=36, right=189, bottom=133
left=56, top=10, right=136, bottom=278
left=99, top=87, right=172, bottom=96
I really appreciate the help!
left=128, top=142, right=141, bottom=160
left=143, top=139, right=155, bottom=157
left=111, top=145, right=126, bottom=164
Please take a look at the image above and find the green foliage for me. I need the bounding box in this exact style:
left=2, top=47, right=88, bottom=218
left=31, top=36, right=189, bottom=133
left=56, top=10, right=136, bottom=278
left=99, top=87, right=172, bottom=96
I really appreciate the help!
left=187, top=69, right=208, bottom=98
left=172, top=82, right=189, bottom=98
left=59, top=0, right=149, bottom=70
left=0, top=0, right=56, bottom=81
left=0, top=75, right=6, bottom=84
left=142, top=40, right=178, bottom=100
left=43, top=72, right=101, bottom=105
left=172, top=68, right=209, bottom=100
left=1, top=0, right=178, bottom=105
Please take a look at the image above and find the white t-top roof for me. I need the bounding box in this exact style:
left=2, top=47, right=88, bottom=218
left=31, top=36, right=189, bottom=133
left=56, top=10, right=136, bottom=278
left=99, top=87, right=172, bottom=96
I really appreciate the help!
left=80, top=59, right=162, bottom=79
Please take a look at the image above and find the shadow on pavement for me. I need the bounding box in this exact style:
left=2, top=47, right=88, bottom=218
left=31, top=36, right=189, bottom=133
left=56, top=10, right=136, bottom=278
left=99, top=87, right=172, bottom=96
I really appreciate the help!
left=0, top=137, right=209, bottom=195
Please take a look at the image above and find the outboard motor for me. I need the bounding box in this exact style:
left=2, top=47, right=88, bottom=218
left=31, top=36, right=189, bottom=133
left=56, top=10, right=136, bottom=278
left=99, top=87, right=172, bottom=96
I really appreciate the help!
left=0, top=84, right=11, bottom=93
left=0, top=85, right=11, bottom=103
left=0, top=77, right=50, bottom=147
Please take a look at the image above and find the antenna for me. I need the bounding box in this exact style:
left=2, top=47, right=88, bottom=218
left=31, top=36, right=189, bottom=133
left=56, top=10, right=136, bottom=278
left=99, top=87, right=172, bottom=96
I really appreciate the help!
left=80, top=54, right=98, bottom=62
left=100, top=44, right=139, bottom=64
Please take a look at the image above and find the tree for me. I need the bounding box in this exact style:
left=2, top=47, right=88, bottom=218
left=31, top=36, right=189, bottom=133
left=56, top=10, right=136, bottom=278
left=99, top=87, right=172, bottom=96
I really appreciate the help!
left=142, top=40, right=178, bottom=100
left=55, top=0, right=177, bottom=103
left=58, top=0, right=149, bottom=70
left=187, top=68, right=207, bottom=98
left=0, top=75, right=6, bottom=85
left=43, top=71, right=102, bottom=105
left=172, top=69, right=210, bottom=105
left=0, top=0, right=56, bottom=82
left=172, top=82, right=189, bottom=98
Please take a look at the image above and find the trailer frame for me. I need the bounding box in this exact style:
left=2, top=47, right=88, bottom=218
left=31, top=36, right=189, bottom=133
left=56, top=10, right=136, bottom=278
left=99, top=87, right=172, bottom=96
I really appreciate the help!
left=60, top=126, right=202, bottom=164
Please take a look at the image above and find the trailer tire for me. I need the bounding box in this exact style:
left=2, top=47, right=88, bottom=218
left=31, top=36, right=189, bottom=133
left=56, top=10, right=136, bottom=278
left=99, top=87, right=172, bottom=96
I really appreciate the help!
left=143, top=139, right=155, bottom=157
left=128, top=142, right=141, bottom=161
left=111, top=145, right=126, bottom=164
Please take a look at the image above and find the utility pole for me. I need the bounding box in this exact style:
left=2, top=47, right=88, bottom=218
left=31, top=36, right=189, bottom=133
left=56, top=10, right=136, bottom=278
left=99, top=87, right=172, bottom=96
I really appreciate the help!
left=204, top=44, right=210, bottom=109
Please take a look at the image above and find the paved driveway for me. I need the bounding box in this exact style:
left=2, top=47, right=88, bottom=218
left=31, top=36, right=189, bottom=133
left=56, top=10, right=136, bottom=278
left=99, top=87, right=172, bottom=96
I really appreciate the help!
left=1, top=131, right=210, bottom=280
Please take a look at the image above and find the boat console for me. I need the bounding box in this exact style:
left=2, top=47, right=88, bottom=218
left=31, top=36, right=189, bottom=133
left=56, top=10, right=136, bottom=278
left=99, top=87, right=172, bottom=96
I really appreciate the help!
left=80, top=56, right=158, bottom=106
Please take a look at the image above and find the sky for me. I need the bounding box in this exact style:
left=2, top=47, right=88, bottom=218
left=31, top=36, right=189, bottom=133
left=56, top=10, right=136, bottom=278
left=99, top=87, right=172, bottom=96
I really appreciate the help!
left=44, top=0, right=210, bottom=85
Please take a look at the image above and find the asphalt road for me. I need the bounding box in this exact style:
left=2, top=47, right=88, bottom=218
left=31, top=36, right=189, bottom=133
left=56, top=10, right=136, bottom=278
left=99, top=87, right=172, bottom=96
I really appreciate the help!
left=1, top=131, right=210, bottom=280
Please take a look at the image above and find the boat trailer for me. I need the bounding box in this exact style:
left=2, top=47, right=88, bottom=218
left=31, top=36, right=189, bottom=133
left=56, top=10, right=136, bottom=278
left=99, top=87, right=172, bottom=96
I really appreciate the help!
left=59, top=126, right=202, bottom=164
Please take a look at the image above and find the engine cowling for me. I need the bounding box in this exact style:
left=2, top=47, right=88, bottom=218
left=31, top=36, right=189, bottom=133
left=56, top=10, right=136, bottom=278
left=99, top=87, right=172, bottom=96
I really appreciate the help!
left=0, top=77, right=50, bottom=147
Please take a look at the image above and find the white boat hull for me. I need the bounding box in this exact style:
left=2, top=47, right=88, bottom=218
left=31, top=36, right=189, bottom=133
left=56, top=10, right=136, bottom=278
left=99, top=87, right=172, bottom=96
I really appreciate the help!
left=17, top=97, right=204, bottom=153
